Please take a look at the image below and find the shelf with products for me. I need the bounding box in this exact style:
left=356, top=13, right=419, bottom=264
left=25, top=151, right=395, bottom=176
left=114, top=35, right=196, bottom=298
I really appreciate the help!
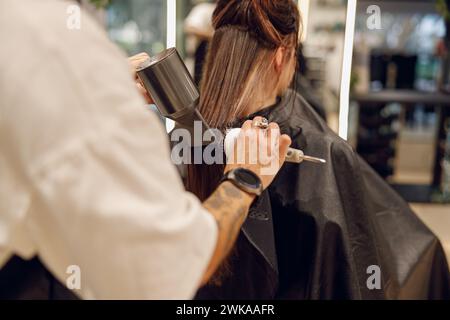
left=351, top=89, right=450, bottom=203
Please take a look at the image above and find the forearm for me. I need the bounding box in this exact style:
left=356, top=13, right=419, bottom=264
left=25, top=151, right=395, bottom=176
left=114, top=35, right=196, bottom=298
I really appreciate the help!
left=200, top=181, right=254, bottom=284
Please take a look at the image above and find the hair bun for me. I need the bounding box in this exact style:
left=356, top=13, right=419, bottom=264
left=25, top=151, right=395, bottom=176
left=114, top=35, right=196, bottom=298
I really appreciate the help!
left=212, top=0, right=300, bottom=49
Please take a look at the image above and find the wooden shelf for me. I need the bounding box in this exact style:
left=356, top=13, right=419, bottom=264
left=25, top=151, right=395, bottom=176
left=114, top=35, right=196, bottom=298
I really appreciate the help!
left=352, top=90, right=450, bottom=107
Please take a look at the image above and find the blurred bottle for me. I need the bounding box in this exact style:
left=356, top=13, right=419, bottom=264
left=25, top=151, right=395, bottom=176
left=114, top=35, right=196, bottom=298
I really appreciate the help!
left=415, top=54, right=440, bottom=92
left=352, top=37, right=370, bottom=93
left=441, top=120, right=450, bottom=201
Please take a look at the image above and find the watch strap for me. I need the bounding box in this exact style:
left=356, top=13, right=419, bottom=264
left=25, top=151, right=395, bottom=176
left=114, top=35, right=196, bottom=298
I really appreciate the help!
left=220, top=168, right=263, bottom=197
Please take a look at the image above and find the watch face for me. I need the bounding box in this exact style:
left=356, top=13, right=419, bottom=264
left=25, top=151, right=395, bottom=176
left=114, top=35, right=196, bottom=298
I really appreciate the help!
left=234, top=168, right=260, bottom=187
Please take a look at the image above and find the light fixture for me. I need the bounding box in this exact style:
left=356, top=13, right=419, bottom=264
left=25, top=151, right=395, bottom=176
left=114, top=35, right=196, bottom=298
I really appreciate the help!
left=298, top=0, right=311, bottom=42
left=166, top=0, right=177, bottom=132
left=339, top=0, right=358, bottom=140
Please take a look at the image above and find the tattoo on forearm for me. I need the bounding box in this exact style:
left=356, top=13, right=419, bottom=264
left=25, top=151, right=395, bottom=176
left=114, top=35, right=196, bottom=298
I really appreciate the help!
left=204, top=183, right=249, bottom=253
left=223, top=183, right=243, bottom=199
left=225, top=204, right=247, bottom=250
left=207, top=186, right=225, bottom=210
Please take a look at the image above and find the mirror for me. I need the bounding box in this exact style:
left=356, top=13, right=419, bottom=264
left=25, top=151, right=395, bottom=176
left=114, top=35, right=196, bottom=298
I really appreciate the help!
left=350, top=0, right=450, bottom=203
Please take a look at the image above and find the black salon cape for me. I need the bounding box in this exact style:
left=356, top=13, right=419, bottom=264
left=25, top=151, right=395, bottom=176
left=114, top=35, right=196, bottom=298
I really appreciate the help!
left=195, top=89, right=450, bottom=300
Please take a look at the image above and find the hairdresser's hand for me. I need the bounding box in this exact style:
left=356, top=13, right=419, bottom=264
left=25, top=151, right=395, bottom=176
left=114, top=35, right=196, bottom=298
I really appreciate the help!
left=128, top=52, right=153, bottom=104
left=225, top=116, right=291, bottom=189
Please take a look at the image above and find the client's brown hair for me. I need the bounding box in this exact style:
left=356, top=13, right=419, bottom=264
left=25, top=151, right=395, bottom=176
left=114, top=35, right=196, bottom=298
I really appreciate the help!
left=187, top=0, right=301, bottom=285
left=200, top=0, right=301, bottom=130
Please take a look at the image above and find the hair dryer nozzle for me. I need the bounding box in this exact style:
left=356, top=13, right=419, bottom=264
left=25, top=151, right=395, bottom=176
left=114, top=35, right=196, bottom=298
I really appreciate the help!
left=136, top=48, right=204, bottom=129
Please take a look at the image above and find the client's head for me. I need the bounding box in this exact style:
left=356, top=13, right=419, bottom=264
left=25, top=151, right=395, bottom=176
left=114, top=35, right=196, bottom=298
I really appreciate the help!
left=199, top=0, right=301, bottom=129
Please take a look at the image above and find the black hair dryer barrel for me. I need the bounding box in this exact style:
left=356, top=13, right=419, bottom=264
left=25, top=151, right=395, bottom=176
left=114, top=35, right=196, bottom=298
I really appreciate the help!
left=136, top=47, right=207, bottom=129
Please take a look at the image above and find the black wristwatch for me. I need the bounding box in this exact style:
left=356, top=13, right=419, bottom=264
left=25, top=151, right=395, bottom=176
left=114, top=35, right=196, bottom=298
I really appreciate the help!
left=220, top=168, right=263, bottom=196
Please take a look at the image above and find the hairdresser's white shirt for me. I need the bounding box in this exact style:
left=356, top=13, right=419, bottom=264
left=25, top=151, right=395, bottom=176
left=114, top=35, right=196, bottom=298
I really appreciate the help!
left=0, top=0, right=217, bottom=299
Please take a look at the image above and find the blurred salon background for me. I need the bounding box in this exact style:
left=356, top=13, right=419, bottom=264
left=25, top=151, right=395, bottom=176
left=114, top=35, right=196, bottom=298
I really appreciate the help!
left=347, top=0, right=450, bottom=264
left=80, top=0, right=450, bottom=262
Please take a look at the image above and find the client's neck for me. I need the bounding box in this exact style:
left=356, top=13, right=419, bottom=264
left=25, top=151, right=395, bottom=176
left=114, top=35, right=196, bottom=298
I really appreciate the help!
left=247, top=92, right=278, bottom=116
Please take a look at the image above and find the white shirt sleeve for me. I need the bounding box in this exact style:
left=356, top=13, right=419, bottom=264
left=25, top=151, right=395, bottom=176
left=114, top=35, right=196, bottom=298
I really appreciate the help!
left=29, top=108, right=218, bottom=300
left=0, top=0, right=217, bottom=299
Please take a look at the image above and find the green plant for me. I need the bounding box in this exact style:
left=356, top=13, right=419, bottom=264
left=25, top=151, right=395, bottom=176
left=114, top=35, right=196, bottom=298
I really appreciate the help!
left=89, top=0, right=110, bottom=9
left=437, top=0, right=450, bottom=21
